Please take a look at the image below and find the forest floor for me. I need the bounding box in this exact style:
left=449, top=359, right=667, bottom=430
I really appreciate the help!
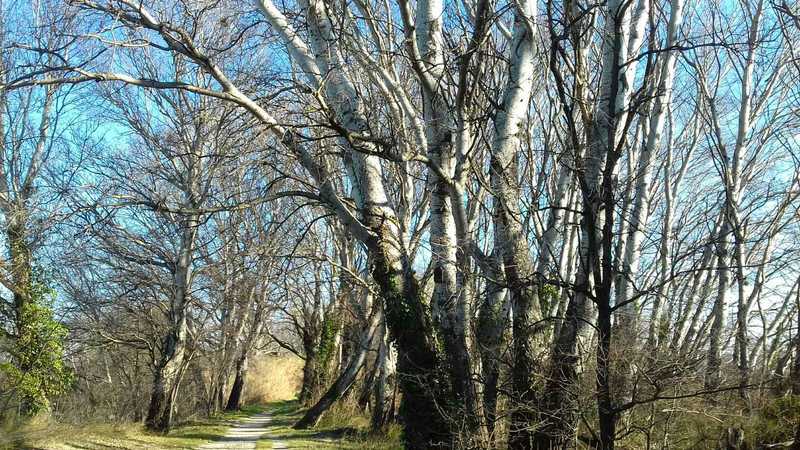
left=10, top=401, right=401, bottom=450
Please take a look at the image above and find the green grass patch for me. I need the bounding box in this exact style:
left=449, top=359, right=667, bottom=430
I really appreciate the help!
left=256, top=400, right=401, bottom=450
left=5, top=400, right=402, bottom=450
left=4, top=407, right=261, bottom=450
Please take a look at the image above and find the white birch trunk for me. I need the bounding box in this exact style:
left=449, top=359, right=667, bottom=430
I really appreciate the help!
left=485, top=1, right=540, bottom=446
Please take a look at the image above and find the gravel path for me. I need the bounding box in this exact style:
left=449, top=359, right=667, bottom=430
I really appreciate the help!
left=196, top=413, right=287, bottom=450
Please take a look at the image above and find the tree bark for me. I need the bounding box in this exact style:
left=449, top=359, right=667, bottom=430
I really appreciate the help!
left=370, top=320, right=392, bottom=431
left=225, top=353, right=248, bottom=412
left=415, top=0, right=481, bottom=438
left=485, top=2, right=540, bottom=447
left=706, top=219, right=730, bottom=391
left=476, top=256, right=508, bottom=441
left=145, top=212, right=196, bottom=432
left=299, top=338, right=321, bottom=405
left=374, top=255, right=450, bottom=449
left=145, top=327, right=187, bottom=432
left=7, top=213, right=35, bottom=414
left=294, top=303, right=382, bottom=429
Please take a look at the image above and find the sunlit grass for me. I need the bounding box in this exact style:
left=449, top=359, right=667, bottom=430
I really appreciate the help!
left=6, top=400, right=401, bottom=450
left=7, top=406, right=266, bottom=450
left=11, top=419, right=228, bottom=449
left=256, top=400, right=402, bottom=450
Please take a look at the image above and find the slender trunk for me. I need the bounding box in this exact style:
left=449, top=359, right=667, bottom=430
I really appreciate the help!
left=792, top=292, right=800, bottom=394
left=227, top=290, right=267, bottom=412
left=725, top=0, right=763, bottom=400
left=538, top=164, right=575, bottom=294
left=675, top=228, right=721, bottom=355
left=751, top=278, right=799, bottom=366
left=597, top=291, right=616, bottom=450
left=733, top=224, right=749, bottom=399
left=299, top=332, right=321, bottom=405
left=476, top=256, right=509, bottom=441
left=225, top=353, right=248, bottom=411
left=371, top=320, right=391, bottom=431
left=649, top=127, right=674, bottom=348
left=486, top=2, right=540, bottom=447
left=213, top=256, right=237, bottom=412
left=213, top=383, right=226, bottom=413
left=294, top=305, right=382, bottom=429
left=146, top=213, right=196, bottom=432
left=792, top=286, right=800, bottom=450
left=706, top=219, right=730, bottom=391
left=596, top=147, right=620, bottom=450
left=554, top=195, right=580, bottom=339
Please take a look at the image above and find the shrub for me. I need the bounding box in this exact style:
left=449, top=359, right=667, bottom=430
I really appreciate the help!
left=1, top=269, right=72, bottom=416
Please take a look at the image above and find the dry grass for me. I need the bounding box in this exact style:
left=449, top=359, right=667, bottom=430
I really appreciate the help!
left=0, top=352, right=302, bottom=450
left=2, top=353, right=403, bottom=450
left=243, top=353, right=303, bottom=404
left=254, top=400, right=402, bottom=450
left=4, top=416, right=232, bottom=450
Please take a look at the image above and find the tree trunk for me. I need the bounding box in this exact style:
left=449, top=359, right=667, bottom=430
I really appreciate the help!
left=674, top=214, right=723, bottom=354
left=485, top=2, right=540, bottom=447
left=213, top=255, right=238, bottom=413
left=706, top=219, right=731, bottom=391
left=790, top=279, right=800, bottom=450
left=373, top=255, right=450, bottom=449
left=613, top=0, right=685, bottom=419
left=476, top=257, right=508, bottom=441
left=261, top=2, right=452, bottom=443
left=299, top=332, right=321, bottom=405
left=733, top=225, right=750, bottom=399
left=597, top=289, right=617, bottom=450
left=371, top=320, right=392, bottom=431
left=294, top=305, right=382, bottom=429
left=415, top=0, right=482, bottom=437
left=146, top=214, right=195, bottom=432
left=225, top=353, right=248, bottom=411
left=535, top=0, right=648, bottom=445
left=145, top=328, right=187, bottom=432
left=256, top=1, right=452, bottom=446
left=7, top=214, right=35, bottom=415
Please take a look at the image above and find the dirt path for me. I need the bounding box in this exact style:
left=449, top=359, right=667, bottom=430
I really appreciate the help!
left=194, top=401, right=388, bottom=449
left=196, top=413, right=286, bottom=450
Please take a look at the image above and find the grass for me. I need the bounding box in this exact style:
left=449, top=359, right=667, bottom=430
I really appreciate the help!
left=6, top=402, right=401, bottom=450
left=3, top=355, right=399, bottom=449
left=243, top=355, right=304, bottom=404
left=6, top=406, right=265, bottom=450
left=255, top=400, right=402, bottom=449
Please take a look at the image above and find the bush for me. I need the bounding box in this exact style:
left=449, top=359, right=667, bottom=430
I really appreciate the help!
left=0, top=270, right=72, bottom=416
left=749, top=395, right=800, bottom=446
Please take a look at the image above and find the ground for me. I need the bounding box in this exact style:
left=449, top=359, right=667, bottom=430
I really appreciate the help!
left=5, top=402, right=401, bottom=450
